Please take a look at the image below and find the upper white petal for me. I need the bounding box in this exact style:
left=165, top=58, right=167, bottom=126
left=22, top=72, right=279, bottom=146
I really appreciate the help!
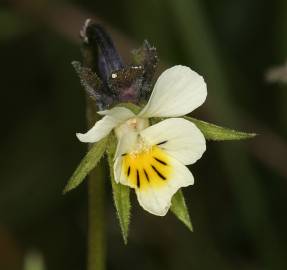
left=140, top=118, right=206, bottom=165
left=136, top=155, right=194, bottom=216
left=138, top=65, right=207, bottom=118
left=76, top=107, right=135, bottom=143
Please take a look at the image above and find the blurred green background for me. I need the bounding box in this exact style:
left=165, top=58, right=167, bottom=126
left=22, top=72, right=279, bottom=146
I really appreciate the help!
left=1, top=0, right=287, bottom=269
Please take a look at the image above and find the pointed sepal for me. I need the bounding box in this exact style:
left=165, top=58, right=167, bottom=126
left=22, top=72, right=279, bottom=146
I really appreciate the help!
left=132, top=40, right=158, bottom=99
left=72, top=61, right=114, bottom=110
left=72, top=61, right=102, bottom=100
left=185, top=116, right=256, bottom=141
left=171, top=189, right=193, bottom=231
left=170, top=189, right=193, bottom=231
left=63, top=136, right=108, bottom=193
left=107, top=135, right=131, bottom=244
left=116, top=102, right=141, bottom=114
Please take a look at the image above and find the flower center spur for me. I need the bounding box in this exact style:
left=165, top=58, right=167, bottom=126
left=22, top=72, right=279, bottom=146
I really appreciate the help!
left=121, top=145, right=172, bottom=190
left=115, top=117, right=149, bottom=139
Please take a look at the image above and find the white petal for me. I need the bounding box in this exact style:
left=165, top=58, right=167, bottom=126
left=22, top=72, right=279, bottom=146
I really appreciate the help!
left=139, top=65, right=207, bottom=117
left=113, top=131, right=139, bottom=184
left=140, top=118, right=206, bottom=165
left=114, top=131, right=138, bottom=160
left=136, top=155, right=194, bottom=216
left=76, top=107, right=135, bottom=143
left=113, top=157, right=124, bottom=184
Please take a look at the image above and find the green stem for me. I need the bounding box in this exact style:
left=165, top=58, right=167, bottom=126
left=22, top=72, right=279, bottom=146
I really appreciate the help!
left=79, top=19, right=108, bottom=270
left=88, top=163, right=106, bottom=270
left=87, top=98, right=106, bottom=270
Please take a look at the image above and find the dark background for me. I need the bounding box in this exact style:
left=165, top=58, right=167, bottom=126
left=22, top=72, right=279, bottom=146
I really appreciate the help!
left=1, top=0, right=287, bottom=269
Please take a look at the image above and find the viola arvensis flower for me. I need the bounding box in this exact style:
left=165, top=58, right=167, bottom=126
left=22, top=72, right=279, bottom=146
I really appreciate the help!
left=76, top=65, right=207, bottom=216
left=65, top=21, right=255, bottom=241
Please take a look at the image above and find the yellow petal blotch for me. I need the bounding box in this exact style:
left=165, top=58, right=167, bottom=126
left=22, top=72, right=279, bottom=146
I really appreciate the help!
left=122, top=146, right=172, bottom=190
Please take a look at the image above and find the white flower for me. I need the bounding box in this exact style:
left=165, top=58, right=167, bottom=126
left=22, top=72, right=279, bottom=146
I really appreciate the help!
left=77, top=65, right=207, bottom=216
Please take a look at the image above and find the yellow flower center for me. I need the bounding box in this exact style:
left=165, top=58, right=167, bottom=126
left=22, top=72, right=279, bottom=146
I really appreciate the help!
left=122, top=145, right=172, bottom=190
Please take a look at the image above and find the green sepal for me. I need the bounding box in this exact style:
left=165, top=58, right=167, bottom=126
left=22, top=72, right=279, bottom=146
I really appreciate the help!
left=171, top=189, right=193, bottom=231
left=106, top=134, right=131, bottom=244
left=184, top=116, right=257, bottom=141
left=116, top=102, right=141, bottom=114
left=63, top=136, right=109, bottom=194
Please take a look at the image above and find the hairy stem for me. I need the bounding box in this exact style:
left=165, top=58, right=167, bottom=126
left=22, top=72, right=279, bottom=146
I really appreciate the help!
left=87, top=98, right=106, bottom=270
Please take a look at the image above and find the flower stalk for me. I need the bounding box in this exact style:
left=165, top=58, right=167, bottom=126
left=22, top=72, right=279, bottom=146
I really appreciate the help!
left=86, top=98, right=106, bottom=270
left=81, top=21, right=110, bottom=270
left=87, top=160, right=106, bottom=270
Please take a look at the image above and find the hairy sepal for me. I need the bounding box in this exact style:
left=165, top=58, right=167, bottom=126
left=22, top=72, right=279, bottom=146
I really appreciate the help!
left=171, top=189, right=193, bottom=231
left=185, top=116, right=256, bottom=141
left=107, top=134, right=131, bottom=244
left=63, top=136, right=108, bottom=193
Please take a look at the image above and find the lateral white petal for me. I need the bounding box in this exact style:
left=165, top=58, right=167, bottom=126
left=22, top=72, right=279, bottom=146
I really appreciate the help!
left=136, top=155, right=194, bottom=216
left=114, top=131, right=138, bottom=160
left=139, top=65, right=207, bottom=117
left=113, top=131, right=138, bottom=184
left=140, top=118, right=206, bottom=165
left=76, top=107, right=134, bottom=143
left=114, top=157, right=125, bottom=184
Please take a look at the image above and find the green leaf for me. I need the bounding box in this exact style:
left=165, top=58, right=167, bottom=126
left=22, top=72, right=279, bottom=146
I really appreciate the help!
left=106, top=135, right=131, bottom=244
left=63, top=136, right=108, bottom=194
left=185, top=116, right=257, bottom=141
left=171, top=189, right=193, bottom=231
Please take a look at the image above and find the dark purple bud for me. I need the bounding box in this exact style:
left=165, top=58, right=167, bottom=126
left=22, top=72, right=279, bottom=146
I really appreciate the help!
left=74, top=19, right=158, bottom=109
left=85, top=23, right=124, bottom=81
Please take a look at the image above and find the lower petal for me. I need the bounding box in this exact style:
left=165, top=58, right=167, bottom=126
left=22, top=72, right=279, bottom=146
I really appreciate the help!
left=136, top=156, right=194, bottom=216
left=117, top=145, right=194, bottom=216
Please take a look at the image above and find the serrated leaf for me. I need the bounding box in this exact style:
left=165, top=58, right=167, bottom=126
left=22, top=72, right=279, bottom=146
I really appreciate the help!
left=63, top=136, right=108, bottom=194
left=107, top=135, right=131, bottom=244
left=171, top=189, right=193, bottom=231
left=185, top=116, right=256, bottom=141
